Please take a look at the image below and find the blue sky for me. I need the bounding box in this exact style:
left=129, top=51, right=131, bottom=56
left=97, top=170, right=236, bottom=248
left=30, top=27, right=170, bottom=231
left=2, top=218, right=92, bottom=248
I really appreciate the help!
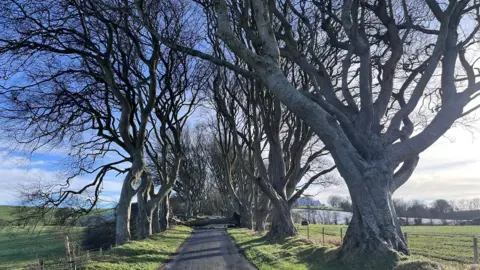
left=0, top=112, right=479, bottom=206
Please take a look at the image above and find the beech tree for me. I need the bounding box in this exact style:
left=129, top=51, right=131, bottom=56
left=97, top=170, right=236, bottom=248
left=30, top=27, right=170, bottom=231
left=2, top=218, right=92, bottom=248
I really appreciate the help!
left=139, top=0, right=480, bottom=260
left=0, top=0, right=201, bottom=244
left=212, top=58, right=336, bottom=236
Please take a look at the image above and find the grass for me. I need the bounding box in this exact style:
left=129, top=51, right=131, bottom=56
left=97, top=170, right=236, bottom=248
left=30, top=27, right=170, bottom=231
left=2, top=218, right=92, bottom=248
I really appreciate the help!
left=0, top=226, right=84, bottom=269
left=228, top=228, right=476, bottom=270
left=0, top=206, right=23, bottom=221
left=84, top=226, right=193, bottom=270
left=297, top=224, right=480, bottom=265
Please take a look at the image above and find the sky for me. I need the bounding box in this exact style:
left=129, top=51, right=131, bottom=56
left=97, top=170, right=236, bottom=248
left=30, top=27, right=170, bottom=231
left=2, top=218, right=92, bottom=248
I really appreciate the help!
left=309, top=122, right=480, bottom=205
left=0, top=120, right=478, bottom=207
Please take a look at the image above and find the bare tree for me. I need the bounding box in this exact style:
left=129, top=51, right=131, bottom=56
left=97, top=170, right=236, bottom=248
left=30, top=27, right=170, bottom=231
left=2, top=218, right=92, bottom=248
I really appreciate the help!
left=328, top=195, right=344, bottom=208
left=0, top=0, right=203, bottom=244
left=139, top=0, right=480, bottom=259
left=175, top=127, right=214, bottom=217
left=211, top=56, right=336, bottom=236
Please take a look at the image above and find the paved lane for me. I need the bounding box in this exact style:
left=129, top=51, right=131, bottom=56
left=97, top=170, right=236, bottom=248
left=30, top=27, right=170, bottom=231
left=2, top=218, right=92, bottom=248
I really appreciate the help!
left=164, top=227, right=256, bottom=270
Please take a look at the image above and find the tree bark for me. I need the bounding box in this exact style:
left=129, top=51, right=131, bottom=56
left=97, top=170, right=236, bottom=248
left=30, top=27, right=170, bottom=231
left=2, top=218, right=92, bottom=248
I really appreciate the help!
left=152, top=202, right=161, bottom=234
left=136, top=185, right=152, bottom=240
left=269, top=199, right=297, bottom=238
left=159, top=193, right=170, bottom=231
left=254, top=196, right=269, bottom=231
left=340, top=166, right=409, bottom=262
left=238, top=206, right=253, bottom=229
left=116, top=172, right=135, bottom=245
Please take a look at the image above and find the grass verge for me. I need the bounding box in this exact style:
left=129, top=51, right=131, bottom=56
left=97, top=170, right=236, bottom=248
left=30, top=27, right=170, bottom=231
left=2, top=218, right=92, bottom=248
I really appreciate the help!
left=84, top=226, right=193, bottom=270
left=228, top=228, right=476, bottom=270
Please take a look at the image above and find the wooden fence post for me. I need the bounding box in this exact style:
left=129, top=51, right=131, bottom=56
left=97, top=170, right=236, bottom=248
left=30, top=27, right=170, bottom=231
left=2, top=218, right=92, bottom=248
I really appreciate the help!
left=307, top=225, right=310, bottom=241
left=340, top=228, right=343, bottom=243
left=474, top=236, right=478, bottom=265
left=65, top=236, right=71, bottom=262
left=39, top=259, right=44, bottom=270
left=99, top=247, right=103, bottom=256
left=404, top=232, right=408, bottom=246
left=322, top=227, right=325, bottom=243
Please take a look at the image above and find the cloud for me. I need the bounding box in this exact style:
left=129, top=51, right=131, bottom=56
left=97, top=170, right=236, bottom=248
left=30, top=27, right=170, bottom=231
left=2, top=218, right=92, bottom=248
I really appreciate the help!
left=312, top=124, right=480, bottom=204
left=0, top=151, right=125, bottom=205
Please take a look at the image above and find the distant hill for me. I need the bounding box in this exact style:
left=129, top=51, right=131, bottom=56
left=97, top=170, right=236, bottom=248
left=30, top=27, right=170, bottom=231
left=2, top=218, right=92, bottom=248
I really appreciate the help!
left=0, top=205, right=114, bottom=225
left=296, top=197, right=323, bottom=206
left=0, top=205, right=24, bottom=221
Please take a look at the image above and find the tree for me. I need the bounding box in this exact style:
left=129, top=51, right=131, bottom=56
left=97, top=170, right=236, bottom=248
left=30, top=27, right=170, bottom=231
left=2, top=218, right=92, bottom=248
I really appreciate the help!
left=408, top=200, right=430, bottom=219
left=431, top=199, right=453, bottom=218
left=328, top=195, right=344, bottom=208
left=175, top=127, right=214, bottom=217
left=212, top=61, right=336, bottom=236
left=143, top=0, right=480, bottom=260
left=0, top=0, right=202, bottom=244
left=0, top=0, right=163, bottom=244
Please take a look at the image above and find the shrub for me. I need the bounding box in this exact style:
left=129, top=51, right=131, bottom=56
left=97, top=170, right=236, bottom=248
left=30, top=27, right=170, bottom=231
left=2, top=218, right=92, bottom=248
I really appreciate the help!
left=82, top=219, right=116, bottom=250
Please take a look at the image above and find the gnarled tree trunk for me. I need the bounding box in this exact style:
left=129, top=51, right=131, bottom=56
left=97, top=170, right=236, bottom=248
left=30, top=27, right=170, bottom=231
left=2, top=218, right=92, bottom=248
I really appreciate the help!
left=159, top=193, right=171, bottom=231
left=269, top=198, right=297, bottom=238
left=152, top=203, right=161, bottom=234
left=254, top=196, right=270, bottom=231
left=136, top=183, right=152, bottom=240
left=116, top=172, right=135, bottom=245
left=340, top=165, right=409, bottom=262
left=238, top=206, right=253, bottom=229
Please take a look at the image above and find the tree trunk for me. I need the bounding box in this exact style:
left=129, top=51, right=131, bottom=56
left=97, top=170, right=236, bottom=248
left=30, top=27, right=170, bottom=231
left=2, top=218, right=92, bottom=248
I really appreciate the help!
left=239, top=206, right=253, bottom=229
left=159, top=193, right=170, bottom=231
left=136, top=187, right=152, bottom=240
left=269, top=199, right=297, bottom=238
left=152, top=203, right=161, bottom=234
left=254, top=200, right=269, bottom=231
left=339, top=166, right=409, bottom=264
left=116, top=172, right=135, bottom=245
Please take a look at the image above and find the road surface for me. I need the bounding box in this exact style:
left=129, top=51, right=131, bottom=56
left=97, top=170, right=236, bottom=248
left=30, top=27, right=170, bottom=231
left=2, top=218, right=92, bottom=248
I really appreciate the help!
left=164, top=226, right=256, bottom=270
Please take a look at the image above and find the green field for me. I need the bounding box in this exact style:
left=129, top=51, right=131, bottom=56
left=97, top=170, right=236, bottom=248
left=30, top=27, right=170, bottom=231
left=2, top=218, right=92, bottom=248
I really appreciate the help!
left=0, top=226, right=84, bottom=269
left=297, top=224, right=480, bottom=264
left=0, top=205, right=114, bottom=223
left=0, top=206, right=23, bottom=222
left=228, top=228, right=461, bottom=270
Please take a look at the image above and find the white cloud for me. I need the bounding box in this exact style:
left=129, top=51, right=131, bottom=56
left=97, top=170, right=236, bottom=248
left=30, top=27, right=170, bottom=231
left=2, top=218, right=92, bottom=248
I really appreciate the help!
left=311, top=124, right=480, bottom=204
left=0, top=152, right=125, bottom=205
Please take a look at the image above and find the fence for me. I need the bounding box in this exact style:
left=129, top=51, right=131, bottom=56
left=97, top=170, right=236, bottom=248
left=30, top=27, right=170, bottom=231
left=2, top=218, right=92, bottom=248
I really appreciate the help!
left=27, top=236, right=112, bottom=270
left=297, top=225, right=479, bottom=265
left=0, top=229, right=112, bottom=270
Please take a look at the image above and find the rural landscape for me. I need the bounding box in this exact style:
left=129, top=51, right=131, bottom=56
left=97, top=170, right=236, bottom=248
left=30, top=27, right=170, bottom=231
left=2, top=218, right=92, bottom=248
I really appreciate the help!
left=0, top=0, right=480, bottom=269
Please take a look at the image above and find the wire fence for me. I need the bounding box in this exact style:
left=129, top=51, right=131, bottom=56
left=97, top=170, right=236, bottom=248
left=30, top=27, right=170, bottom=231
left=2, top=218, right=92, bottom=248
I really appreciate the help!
left=0, top=227, right=111, bottom=270
left=296, top=225, right=479, bottom=265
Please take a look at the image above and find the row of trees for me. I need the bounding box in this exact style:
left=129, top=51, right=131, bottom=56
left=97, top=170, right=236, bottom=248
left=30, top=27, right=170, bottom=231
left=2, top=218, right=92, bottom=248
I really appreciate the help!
left=2, top=0, right=480, bottom=266
left=394, top=198, right=480, bottom=219
left=0, top=0, right=336, bottom=247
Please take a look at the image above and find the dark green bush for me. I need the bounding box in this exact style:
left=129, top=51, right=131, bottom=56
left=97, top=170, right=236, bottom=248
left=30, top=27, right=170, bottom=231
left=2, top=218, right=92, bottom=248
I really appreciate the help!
left=82, top=219, right=116, bottom=250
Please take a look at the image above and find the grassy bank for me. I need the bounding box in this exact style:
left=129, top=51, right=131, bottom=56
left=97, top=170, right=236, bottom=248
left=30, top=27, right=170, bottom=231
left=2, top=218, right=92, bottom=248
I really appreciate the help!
left=85, top=226, right=193, bottom=270
left=0, top=226, right=84, bottom=269
left=297, top=224, right=480, bottom=263
left=228, top=228, right=475, bottom=270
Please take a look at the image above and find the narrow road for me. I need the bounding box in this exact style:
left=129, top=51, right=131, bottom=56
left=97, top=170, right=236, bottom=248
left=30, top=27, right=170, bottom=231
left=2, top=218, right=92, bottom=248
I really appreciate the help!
left=164, top=227, right=256, bottom=270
